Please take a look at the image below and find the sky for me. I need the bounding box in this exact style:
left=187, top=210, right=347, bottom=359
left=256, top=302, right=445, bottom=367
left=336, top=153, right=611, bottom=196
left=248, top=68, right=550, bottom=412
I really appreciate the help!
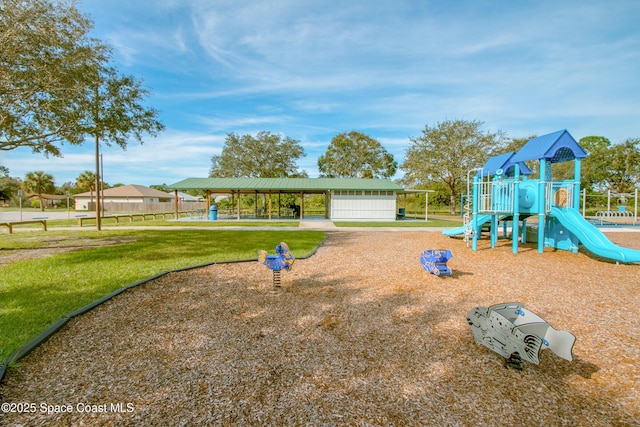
left=2, top=0, right=639, bottom=187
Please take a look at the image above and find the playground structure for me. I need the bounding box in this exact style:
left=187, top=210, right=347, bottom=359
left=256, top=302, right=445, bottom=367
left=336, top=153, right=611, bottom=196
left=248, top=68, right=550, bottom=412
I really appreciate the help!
left=443, top=130, right=640, bottom=263
left=467, top=303, right=576, bottom=369
left=420, top=249, right=453, bottom=276
left=258, top=242, right=295, bottom=287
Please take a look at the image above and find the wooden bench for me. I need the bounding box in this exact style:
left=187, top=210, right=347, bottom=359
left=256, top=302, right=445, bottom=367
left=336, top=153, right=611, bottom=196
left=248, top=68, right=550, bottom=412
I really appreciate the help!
left=76, top=211, right=189, bottom=227
left=0, top=219, right=48, bottom=233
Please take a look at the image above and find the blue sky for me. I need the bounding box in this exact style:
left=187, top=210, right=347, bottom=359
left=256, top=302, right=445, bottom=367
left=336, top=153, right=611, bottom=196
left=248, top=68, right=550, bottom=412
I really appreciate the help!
left=2, top=0, right=639, bottom=187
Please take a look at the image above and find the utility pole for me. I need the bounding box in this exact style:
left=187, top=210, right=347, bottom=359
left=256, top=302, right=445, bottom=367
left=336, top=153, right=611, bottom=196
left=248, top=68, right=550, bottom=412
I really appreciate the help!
left=94, top=81, right=102, bottom=231
left=95, top=133, right=101, bottom=231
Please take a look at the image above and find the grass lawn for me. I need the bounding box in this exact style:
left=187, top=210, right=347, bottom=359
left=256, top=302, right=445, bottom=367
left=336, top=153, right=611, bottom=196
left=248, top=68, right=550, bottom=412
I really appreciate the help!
left=0, top=229, right=325, bottom=361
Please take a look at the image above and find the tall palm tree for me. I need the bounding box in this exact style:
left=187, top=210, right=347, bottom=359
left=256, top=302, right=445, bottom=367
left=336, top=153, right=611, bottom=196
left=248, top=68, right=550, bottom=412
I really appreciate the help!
left=76, top=171, right=96, bottom=207
left=23, top=171, right=55, bottom=211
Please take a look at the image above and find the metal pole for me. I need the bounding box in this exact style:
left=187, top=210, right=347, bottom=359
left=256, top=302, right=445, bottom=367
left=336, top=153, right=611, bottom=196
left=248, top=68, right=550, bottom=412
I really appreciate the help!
left=100, top=154, right=104, bottom=214
left=95, top=135, right=101, bottom=231
left=18, top=189, right=23, bottom=221
left=633, top=188, right=638, bottom=225
left=425, top=192, right=429, bottom=221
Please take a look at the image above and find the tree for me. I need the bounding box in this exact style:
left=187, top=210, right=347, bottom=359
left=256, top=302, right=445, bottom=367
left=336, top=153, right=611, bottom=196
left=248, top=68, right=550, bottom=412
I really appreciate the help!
left=605, top=138, right=640, bottom=194
left=76, top=170, right=96, bottom=204
left=579, top=136, right=640, bottom=194
left=0, top=166, right=21, bottom=204
left=401, top=119, right=507, bottom=215
left=1, top=0, right=104, bottom=155
left=22, top=171, right=55, bottom=211
left=0, top=0, right=164, bottom=156
left=82, top=66, right=165, bottom=151
left=317, top=131, right=397, bottom=178
left=210, top=131, right=307, bottom=178
left=579, top=136, right=612, bottom=192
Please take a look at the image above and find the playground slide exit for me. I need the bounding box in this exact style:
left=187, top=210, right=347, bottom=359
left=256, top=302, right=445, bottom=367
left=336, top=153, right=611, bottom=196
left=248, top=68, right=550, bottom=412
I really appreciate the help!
left=442, top=214, right=492, bottom=237
left=550, top=207, right=640, bottom=263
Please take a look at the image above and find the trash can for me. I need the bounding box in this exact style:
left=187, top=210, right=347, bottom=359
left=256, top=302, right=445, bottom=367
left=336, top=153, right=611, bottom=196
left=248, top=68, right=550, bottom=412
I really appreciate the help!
left=209, top=205, right=218, bottom=221
left=398, top=208, right=405, bottom=219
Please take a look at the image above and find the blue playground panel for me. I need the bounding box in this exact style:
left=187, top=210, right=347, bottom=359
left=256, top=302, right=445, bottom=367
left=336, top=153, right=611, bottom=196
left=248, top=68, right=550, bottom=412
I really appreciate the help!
left=420, top=249, right=453, bottom=276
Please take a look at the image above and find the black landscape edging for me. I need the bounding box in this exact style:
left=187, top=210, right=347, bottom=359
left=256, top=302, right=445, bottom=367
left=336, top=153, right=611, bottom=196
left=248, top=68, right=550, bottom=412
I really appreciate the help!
left=0, top=236, right=327, bottom=383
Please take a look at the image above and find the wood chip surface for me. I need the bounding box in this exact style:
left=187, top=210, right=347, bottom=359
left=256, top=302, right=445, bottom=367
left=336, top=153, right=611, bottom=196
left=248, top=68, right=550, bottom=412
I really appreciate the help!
left=1, top=230, right=639, bottom=426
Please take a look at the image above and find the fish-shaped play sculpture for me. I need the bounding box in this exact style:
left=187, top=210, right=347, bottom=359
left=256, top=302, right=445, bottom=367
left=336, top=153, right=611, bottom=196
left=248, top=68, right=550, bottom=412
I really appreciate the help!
left=467, top=302, right=575, bottom=369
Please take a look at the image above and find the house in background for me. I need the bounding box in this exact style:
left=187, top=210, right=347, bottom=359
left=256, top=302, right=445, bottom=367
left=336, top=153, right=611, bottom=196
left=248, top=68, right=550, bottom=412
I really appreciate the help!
left=176, top=191, right=205, bottom=202
left=26, top=193, right=67, bottom=209
left=74, top=184, right=174, bottom=211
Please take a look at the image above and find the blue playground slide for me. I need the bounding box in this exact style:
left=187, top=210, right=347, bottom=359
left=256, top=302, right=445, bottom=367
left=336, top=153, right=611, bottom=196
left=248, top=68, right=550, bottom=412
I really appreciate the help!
left=442, top=214, right=492, bottom=237
left=550, top=207, right=640, bottom=263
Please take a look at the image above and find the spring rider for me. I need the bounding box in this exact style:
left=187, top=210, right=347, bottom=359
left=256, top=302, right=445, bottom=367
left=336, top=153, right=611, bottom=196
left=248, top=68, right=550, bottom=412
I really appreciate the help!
left=420, top=249, right=453, bottom=276
left=258, top=242, right=295, bottom=287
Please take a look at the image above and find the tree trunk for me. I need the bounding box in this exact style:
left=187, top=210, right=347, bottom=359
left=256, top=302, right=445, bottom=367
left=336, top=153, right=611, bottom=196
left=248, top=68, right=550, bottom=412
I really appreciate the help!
left=449, top=194, right=456, bottom=215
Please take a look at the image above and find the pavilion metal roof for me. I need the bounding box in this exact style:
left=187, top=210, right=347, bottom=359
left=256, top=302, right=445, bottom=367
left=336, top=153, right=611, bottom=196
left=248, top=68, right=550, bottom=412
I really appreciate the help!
left=167, top=177, right=404, bottom=193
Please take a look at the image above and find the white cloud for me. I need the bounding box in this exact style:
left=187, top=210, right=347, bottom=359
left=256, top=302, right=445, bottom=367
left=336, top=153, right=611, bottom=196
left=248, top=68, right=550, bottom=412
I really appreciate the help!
left=6, top=0, right=639, bottom=188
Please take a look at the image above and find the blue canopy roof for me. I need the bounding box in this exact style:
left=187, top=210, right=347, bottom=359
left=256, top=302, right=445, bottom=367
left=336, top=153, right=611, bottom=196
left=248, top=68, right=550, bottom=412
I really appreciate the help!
left=510, top=129, right=587, bottom=164
left=477, top=152, right=533, bottom=178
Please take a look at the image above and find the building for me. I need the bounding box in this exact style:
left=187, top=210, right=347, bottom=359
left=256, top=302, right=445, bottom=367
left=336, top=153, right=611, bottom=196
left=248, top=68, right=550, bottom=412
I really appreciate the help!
left=167, top=178, right=407, bottom=221
left=74, top=184, right=173, bottom=211
left=26, top=193, right=67, bottom=209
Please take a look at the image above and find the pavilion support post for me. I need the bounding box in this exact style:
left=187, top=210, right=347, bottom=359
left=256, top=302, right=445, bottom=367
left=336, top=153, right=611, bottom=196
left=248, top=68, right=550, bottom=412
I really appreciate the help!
left=255, top=191, right=258, bottom=218
left=236, top=191, right=241, bottom=220
left=425, top=192, right=429, bottom=221
left=268, top=193, right=272, bottom=219
left=325, top=191, right=330, bottom=219
left=299, top=191, right=304, bottom=220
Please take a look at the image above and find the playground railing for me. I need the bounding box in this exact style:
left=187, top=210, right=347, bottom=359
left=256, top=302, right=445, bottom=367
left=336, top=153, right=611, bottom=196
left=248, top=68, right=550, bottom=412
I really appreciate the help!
left=475, top=180, right=579, bottom=215
left=475, top=180, right=515, bottom=214
left=594, top=210, right=635, bottom=225
left=545, top=181, right=577, bottom=213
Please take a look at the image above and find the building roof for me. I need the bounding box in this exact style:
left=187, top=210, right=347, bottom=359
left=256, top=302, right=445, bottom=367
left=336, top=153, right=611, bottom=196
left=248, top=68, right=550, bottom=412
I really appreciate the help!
left=478, top=152, right=532, bottom=178
left=167, top=178, right=403, bottom=193
left=177, top=191, right=205, bottom=201
left=74, top=184, right=173, bottom=198
left=510, top=129, right=587, bottom=164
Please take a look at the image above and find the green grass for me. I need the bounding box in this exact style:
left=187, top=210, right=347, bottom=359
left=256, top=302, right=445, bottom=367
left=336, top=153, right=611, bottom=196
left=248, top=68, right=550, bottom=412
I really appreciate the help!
left=0, top=229, right=325, bottom=360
